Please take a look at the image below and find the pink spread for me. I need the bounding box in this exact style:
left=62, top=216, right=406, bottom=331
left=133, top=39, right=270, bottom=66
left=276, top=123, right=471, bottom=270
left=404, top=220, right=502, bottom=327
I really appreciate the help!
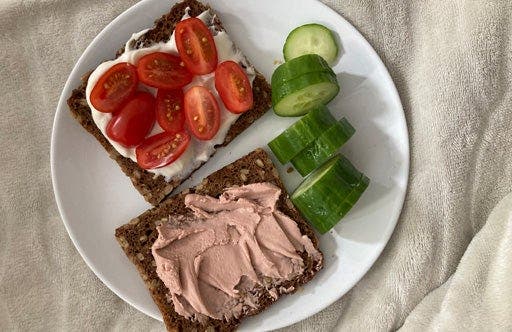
left=151, top=182, right=322, bottom=322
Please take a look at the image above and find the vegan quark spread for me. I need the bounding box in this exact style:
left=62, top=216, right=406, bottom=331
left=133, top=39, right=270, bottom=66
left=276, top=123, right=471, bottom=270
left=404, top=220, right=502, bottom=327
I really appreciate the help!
left=151, top=182, right=322, bottom=322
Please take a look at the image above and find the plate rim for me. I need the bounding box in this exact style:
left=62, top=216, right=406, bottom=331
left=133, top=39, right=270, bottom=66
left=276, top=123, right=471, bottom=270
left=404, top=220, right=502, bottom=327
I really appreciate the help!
left=51, top=0, right=410, bottom=329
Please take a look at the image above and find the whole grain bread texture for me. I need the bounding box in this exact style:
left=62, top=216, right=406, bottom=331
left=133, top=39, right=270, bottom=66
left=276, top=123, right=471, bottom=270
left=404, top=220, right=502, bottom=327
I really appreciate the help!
left=67, top=0, right=272, bottom=205
left=115, top=148, right=323, bottom=331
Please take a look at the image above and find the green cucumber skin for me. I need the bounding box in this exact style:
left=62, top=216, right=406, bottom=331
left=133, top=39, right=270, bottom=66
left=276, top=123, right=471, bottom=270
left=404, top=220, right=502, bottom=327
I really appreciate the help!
left=268, top=105, right=336, bottom=164
left=272, top=72, right=340, bottom=117
left=271, top=54, right=333, bottom=88
left=291, top=154, right=369, bottom=234
left=291, top=118, right=356, bottom=176
left=271, top=71, right=338, bottom=106
left=283, top=24, right=339, bottom=64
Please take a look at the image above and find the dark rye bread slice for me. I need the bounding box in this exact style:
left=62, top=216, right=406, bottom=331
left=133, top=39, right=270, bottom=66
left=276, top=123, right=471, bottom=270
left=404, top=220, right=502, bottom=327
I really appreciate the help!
left=67, top=0, right=271, bottom=205
left=115, top=148, right=323, bottom=331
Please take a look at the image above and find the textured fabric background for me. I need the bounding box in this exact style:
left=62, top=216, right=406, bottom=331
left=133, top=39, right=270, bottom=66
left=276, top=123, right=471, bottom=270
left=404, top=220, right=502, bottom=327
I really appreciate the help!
left=1, top=0, right=511, bottom=331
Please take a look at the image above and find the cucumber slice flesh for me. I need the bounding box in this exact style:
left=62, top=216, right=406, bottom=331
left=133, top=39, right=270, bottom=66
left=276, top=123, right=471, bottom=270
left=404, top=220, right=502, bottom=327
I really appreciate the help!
left=291, top=154, right=369, bottom=233
left=268, top=105, right=336, bottom=164
left=272, top=72, right=339, bottom=117
left=283, top=24, right=339, bottom=64
left=291, top=118, right=356, bottom=176
left=272, top=54, right=334, bottom=88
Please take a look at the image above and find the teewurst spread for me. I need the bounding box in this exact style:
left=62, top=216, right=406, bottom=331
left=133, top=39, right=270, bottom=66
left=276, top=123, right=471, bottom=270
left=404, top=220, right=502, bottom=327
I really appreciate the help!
left=151, top=182, right=322, bottom=322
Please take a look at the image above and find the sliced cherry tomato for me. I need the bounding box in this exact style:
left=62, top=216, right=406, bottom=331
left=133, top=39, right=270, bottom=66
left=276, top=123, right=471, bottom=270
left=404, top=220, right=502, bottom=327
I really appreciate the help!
left=106, top=92, right=156, bottom=147
left=90, top=62, right=138, bottom=113
left=184, top=86, right=220, bottom=140
left=215, top=61, right=253, bottom=114
left=156, top=89, right=186, bottom=134
left=135, top=131, right=190, bottom=169
left=175, top=17, right=218, bottom=75
left=137, top=52, right=193, bottom=89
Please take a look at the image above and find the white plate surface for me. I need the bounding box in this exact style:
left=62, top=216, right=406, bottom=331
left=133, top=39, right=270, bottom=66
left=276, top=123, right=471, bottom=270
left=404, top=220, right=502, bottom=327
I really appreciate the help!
left=51, top=0, right=409, bottom=330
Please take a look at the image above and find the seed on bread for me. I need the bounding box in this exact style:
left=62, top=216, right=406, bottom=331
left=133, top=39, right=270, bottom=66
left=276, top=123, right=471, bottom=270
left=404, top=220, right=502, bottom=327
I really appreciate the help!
left=255, top=158, right=264, bottom=168
left=118, top=236, right=129, bottom=249
left=240, top=173, right=248, bottom=182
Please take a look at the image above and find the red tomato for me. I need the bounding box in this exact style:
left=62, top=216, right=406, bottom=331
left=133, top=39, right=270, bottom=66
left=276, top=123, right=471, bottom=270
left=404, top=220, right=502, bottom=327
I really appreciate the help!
left=175, top=17, right=218, bottom=75
left=135, top=131, right=190, bottom=169
left=137, top=52, right=193, bottom=89
left=184, top=86, right=220, bottom=140
left=90, top=62, right=138, bottom=113
left=156, top=89, right=186, bottom=134
left=106, top=92, right=156, bottom=147
left=215, top=61, right=253, bottom=114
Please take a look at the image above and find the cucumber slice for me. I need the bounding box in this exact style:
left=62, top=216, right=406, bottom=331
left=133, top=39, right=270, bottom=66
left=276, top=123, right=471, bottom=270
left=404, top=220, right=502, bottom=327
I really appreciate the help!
left=291, top=155, right=369, bottom=233
left=291, top=118, right=355, bottom=176
left=283, top=24, right=339, bottom=64
left=268, top=105, right=336, bottom=164
left=272, top=72, right=340, bottom=117
left=272, top=54, right=334, bottom=89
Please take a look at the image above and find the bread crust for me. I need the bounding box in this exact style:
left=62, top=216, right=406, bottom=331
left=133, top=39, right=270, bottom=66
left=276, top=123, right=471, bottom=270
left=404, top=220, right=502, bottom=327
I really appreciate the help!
left=67, top=0, right=272, bottom=205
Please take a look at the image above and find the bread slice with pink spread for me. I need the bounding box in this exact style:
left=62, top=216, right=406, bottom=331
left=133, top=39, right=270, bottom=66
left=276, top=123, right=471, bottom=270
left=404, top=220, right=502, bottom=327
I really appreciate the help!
left=115, top=148, right=323, bottom=331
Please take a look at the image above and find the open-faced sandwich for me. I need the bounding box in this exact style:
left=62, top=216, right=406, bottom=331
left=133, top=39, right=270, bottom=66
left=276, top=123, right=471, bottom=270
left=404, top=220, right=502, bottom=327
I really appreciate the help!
left=115, top=148, right=323, bottom=331
left=68, top=0, right=271, bottom=205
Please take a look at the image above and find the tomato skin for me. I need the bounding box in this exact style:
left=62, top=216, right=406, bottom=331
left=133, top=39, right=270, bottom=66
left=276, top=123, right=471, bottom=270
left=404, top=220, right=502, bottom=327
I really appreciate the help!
left=137, top=52, right=193, bottom=89
left=90, top=62, right=138, bottom=113
left=106, top=92, right=156, bottom=147
left=175, top=17, right=218, bottom=75
left=135, top=131, right=191, bottom=169
left=156, top=89, right=186, bottom=134
left=184, top=86, right=221, bottom=140
left=215, top=61, right=253, bottom=114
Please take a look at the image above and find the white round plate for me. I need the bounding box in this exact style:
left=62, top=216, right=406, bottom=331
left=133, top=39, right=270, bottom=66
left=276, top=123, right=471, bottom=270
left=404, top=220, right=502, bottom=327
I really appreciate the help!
left=51, top=0, right=409, bottom=330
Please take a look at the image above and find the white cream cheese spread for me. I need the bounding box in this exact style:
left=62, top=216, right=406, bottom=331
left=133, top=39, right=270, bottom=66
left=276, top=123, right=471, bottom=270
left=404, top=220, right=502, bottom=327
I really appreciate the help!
left=85, top=8, right=256, bottom=180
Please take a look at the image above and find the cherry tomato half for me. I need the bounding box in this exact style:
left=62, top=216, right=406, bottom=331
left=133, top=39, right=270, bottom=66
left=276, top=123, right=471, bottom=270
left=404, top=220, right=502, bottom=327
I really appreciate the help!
left=137, top=52, right=193, bottom=89
left=106, top=92, right=156, bottom=147
left=184, top=86, right=220, bottom=140
left=175, top=17, right=218, bottom=75
left=214, top=61, right=253, bottom=114
left=135, top=131, right=190, bottom=169
left=90, top=62, right=138, bottom=113
left=156, top=89, right=186, bottom=134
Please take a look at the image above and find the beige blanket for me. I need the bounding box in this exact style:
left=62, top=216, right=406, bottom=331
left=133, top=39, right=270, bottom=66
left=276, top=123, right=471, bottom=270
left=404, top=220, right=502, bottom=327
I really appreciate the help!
left=1, top=0, right=511, bottom=331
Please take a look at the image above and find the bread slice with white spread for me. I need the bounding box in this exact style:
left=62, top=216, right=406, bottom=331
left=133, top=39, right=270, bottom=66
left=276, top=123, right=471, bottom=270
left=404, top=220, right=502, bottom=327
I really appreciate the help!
left=67, top=0, right=271, bottom=205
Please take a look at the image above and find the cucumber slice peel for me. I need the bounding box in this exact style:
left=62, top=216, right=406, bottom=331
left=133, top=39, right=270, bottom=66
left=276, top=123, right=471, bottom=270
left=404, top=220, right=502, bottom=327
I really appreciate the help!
left=283, top=23, right=339, bottom=64
left=291, top=154, right=369, bottom=233
left=272, top=72, right=339, bottom=117
left=268, top=105, right=336, bottom=164
left=291, top=118, right=356, bottom=176
left=272, top=54, right=334, bottom=88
